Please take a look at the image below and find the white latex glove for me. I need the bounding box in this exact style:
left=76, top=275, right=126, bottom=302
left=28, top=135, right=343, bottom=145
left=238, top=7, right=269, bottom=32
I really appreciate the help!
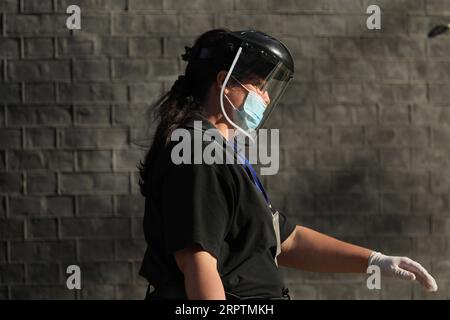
left=368, top=251, right=438, bottom=292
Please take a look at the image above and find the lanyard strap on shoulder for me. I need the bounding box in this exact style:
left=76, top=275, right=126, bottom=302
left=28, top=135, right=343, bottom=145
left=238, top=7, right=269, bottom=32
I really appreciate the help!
left=232, top=142, right=272, bottom=208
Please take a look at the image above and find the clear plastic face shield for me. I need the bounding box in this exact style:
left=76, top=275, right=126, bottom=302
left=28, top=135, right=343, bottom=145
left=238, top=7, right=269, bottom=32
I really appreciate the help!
left=220, top=45, right=293, bottom=142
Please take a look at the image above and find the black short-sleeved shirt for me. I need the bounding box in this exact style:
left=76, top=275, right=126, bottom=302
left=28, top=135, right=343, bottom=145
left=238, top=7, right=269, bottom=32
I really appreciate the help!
left=139, top=113, right=297, bottom=299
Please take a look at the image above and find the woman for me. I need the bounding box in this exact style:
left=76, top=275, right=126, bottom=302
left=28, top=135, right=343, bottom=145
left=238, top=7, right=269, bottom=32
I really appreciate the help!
left=138, top=29, right=437, bottom=300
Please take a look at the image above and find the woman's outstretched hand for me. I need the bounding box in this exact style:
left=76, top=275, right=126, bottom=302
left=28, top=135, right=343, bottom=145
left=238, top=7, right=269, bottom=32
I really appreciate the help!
left=368, top=252, right=438, bottom=292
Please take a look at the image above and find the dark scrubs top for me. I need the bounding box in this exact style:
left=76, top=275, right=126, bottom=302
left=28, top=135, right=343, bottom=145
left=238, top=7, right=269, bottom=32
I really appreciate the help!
left=139, top=112, right=297, bottom=299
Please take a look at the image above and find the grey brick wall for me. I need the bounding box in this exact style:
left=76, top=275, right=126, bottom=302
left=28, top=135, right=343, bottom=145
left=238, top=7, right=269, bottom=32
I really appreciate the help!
left=0, top=0, right=449, bottom=300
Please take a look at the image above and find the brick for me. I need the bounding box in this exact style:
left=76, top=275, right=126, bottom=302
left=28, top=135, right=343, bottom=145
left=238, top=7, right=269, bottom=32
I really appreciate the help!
left=114, top=104, right=149, bottom=126
left=130, top=38, right=162, bottom=57
left=165, top=0, right=233, bottom=11
left=378, top=170, right=428, bottom=193
left=28, top=218, right=58, bottom=239
left=75, top=105, right=111, bottom=125
left=316, top=149, right=347, bottom=168
left=7, top=105, right=72, bottom=126
left=81, top=285, right=115, bottom=300
left=0, top=0, right=19, bottom=11
left=128, top=83, right=162, bottom=104
left=47, top=196, right=74, bottom=216
left=56, top=0, right=127, bottom=11
left=426, top=0, right=450, bottom=14
left=223, top=15, right=283, bottom=36
left=0, top=84, right=21, bottom=103
left=429, top=40, right=450, bottom=58
left=280, top=127, right=332, bottom=147
left=0, top=218, right=24, bottom=240
left=412, top=105, right=450, bottom=126
left=429, top=85, right=450, bottom=104
left=26, top=172, right=57, bottom=194
left=131, top=217, right=144, bottom=239
left=361, top=37, right=426, bottom=58
left=333, top=127, right=365, bottom=145
left=0, top=173, right=22, bottom=193
left=431, top=217, right=450, bottom=234
left=98, top=37, right=128, bottom=56
left=379, top=148, right=410, bottom=168
left=116, top=285, right=147, bottom=300
left=25, top=128, right=56, bottom=148
left=432, top=127, right=450, bottom=146
left=60, top=173, right=129, bottom=194
left=61, top=218, right=131, bottom=239
left=57, top=37, right=95, bottom=57
left=24, top=83, right=55, bottom=103
left=11, top=240, right=76, bottom=262
left=431, top=172, right=450, bottom=194
left=61, top=128, right=128, bottom=148
left=267, top=170, right=331, bottom=193
left=78, top=195, right=113, bottom=216
left=9, top=151, right=73, bottom=171
left=333, top=170, right=377, bottom=193
left=23, top=0, right=52, bottom=12
left=316, top=105, right=370, bottom=125
left=362, top=0, right=424, bottom=14
left=0, top=197, right=5, bottom=218
left=318, top=193, right=378, bottom=215
left=0, top=241, right=7, bottom=261
left=115, top=148, right=145, bottom=170
left=116, top=195, right=145, bottom=216
left=0, top=264, right=25, bottom=284
left=6, top=14, right=70, bottom=35
left=346, top=15, right=408, bottom=36
left=412, top=148, right=448, bottom=169
left=113, top=59, right=150, bottom=80
left=59, top=83, right=128, bottom=102
left=410, top=61, right=450, bottom=81
left=414, top=194, right=450, bottom=216
left=379, top=104, right=410, bottom=125
left=27, top=263, right=60, bottom=284
left=0, top=38, right=20, bottom=57
left=74, top=59, right=110, bottom=81
left=370, top=215, right=430, bottom=236
left=79, top=240, right=114, bottom=261
left=0, top=151, right=4, bottom=171
left=77, top=150, right=112, bottom=171
left=381, top=193, right=411, bottom=215
left=113, top=14, right=178, bottom=35
left=80, top=14, right=110, bottom=34
left=115, top=239, right=146, bottom=261
left=330, top=38, right=362, bottom=58
left=78, top=262, right=132, bottom=284
left=414, top=236, right=448, bottom=256
left=366, top=127, right=428, bottom=146
left=181, top=15, right=214, bottom=36
left=128, top=0, right=163, bottom=10
left=283, top=37, right=329, bottom=59
left=9, top=196, right=73, bottom=217
left=0, top=129, right=21, bottom=148
left=10, top=285, right=75, bottom=299
left=267, top=0, right=332, bottom=12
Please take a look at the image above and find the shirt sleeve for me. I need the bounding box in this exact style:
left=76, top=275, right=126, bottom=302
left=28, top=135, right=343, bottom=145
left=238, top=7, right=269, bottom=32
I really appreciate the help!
left=278, top=211, right=297, bottom=243
left=161, top=162, right=234, bottom=260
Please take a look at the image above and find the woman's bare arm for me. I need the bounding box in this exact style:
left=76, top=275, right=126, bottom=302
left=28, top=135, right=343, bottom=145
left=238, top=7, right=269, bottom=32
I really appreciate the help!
left=278, top=225, right=372, bottom=273
left=174, top=244, right=226, bottom=299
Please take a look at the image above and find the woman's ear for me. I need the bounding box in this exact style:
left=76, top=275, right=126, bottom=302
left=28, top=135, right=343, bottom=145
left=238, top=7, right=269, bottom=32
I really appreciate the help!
left=216, top=70, right=229, bottom=94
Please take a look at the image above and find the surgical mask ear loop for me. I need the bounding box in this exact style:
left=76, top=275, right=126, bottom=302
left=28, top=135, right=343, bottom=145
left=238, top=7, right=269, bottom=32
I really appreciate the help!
left=219, top=46, right=256, bottom=143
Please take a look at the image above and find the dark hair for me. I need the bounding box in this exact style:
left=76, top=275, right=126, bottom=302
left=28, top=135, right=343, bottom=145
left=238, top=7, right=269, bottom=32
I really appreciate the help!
left=137, top=29, right=240, bottom=197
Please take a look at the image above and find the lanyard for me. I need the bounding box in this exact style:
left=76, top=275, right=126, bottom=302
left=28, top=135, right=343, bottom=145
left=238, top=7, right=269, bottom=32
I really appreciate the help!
left=232, top=143, right=272, bottom=209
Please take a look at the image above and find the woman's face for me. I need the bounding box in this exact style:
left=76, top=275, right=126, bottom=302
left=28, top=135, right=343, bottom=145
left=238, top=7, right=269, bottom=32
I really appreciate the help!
left=225, top=76, right=271, bottom=110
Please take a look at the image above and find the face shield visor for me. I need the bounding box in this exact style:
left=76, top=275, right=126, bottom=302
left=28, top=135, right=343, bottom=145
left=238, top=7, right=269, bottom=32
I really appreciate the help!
left=220, top=41, right=294, bottom=141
